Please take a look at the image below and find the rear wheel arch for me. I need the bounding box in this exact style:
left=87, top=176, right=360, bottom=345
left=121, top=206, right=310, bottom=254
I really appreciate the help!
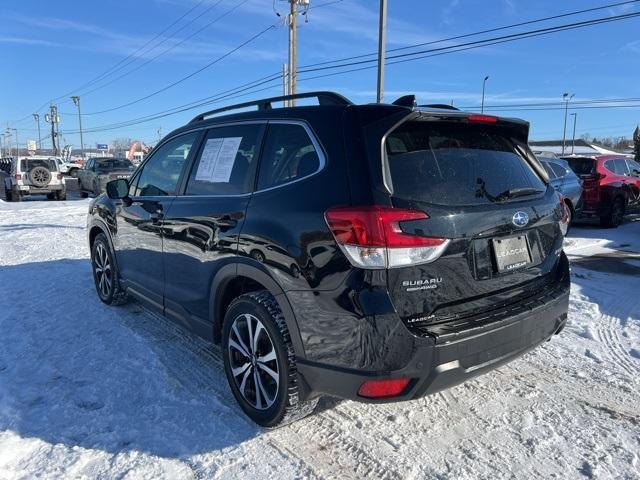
left=210, top=263, right=305, bottom=358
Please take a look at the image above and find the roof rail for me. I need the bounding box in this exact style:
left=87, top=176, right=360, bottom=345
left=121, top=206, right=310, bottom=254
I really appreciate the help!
left=419, top=104, right=460, bottom=111
left=189, top=91, right=352, bottom=123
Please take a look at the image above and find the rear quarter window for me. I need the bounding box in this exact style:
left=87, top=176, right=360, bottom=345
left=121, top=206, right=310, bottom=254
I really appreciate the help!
left=385, top=121, right=545, bottom=206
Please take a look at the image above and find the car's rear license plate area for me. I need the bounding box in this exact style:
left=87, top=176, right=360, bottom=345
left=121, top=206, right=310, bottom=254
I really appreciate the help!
left=492, top=235, right=531, bottom=273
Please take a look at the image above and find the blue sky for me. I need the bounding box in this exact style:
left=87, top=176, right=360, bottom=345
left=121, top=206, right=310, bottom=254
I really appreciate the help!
left=1, top=0, right=639, bottom=149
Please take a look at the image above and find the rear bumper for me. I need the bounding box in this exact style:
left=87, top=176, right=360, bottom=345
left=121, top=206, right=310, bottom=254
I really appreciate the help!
left=297, top=272, right=569, bottom=403
left=13, top=185, right=64, bottom=194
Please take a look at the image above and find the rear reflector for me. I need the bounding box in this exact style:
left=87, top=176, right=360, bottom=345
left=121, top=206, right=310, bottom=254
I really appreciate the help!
left=468, top=114, right=498, bottom=123
left=324, top=206, right=449, bottom=269
left=358, top=378, right=411, bottom=399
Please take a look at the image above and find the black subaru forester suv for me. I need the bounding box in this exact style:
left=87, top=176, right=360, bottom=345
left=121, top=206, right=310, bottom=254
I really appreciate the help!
left=87, top=92, right=570, bottom=427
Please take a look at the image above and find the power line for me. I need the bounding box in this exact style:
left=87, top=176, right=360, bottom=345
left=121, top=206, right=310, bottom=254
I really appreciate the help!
left=53, top=0, right=212, bottom=101
left=75, top=0, right=240, bottom=101
left=13, top=2, right=640, bottom=135
left=82, top=22, right=278, bottom=116
left=298, top=0, right=640, bottom=68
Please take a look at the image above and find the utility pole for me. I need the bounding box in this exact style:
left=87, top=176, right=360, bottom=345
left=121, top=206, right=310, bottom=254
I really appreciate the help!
left=10, top=128, right=19, bottom=158
left=376, top=0, right=387, bottom=103
left=570, top=112, right=577, bottom=155
left=71, top=96, right=85, bottom=159
left=32, top=114, right=42, bottom=151
left=0, top=134, right=5, bottom=157
left=282, top=63, right=289, bottom=106
left=288, top=0, right=298, bottom=106
left=561, top=92, right=574, bottom=156
left=481, top=75, right=490, bottom=113
left=45, top=104, right=60, bottom=155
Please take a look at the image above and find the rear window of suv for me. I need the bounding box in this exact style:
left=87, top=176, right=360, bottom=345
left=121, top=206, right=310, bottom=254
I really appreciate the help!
left=566, top=158, right=595, bottom=176
left=385, top=121, right=545, bottom=206
left=20, top=159, right=57, bottom=171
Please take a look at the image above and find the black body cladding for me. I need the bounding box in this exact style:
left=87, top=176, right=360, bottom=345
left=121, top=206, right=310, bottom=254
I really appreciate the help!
left=88, top=91, right=570, bottom=409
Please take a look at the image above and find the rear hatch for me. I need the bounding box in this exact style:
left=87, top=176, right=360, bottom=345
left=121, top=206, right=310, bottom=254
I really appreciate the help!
left=381, top=115, right=566, bottom=335
left=96, top=159, right=135, bottom=181
left=566, top=157, right=599, bottom=207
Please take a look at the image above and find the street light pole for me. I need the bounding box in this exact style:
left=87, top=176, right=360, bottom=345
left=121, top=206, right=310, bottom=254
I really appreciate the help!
left=0, top=134, right=4, bottom=157
left=481, top=75, right=490, bottom=113
left=561, top=93, right=574, bottom=156
left=32, top=114, right=42, bottom=151
left=287, top=0, right=298, bottom=106
left=570, top=113, right=577, bottom=155
left=376, top=0, right=388, bottom=103
left=71, top=96, right=85, bottom=158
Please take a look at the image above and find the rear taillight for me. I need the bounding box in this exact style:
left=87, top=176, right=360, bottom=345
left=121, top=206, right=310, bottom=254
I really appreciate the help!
left=15, top=174, right=22, bottom=180
left=57, top=173, right=63, bottom=180
left=558, top=194, right=569, bottom=235
left=324, top=206, right=449, bottom=269
left=358, top=378, right=411, bottom=399
left=468, top=114, right=498, bottom=123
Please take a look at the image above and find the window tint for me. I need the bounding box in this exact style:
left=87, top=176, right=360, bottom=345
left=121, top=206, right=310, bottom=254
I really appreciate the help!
left=541, top=162, right=556, bottom=179
left=21, top=159, right=57, bottom=171
left=385, top=122, right=545, bottom=206
left=614, top=159, right=630, bottom=175
left=185, top=124, right=264, bottom=195
left=567, top=158, right=595, bottom=176
left=257, top=123, right=321, bottom=190
left=135, top=132, right=197, bottom=196
left=628, top=160, right=640, bottom=173
left=549, top=162, right=567, bottom=178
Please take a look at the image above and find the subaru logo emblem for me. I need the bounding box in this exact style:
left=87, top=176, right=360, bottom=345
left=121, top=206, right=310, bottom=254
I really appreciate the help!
left=512, top=211, right=529, bottom=228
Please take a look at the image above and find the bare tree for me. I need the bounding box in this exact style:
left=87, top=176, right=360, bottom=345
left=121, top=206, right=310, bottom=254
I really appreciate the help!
left=111, top=138, right=132, bottom=157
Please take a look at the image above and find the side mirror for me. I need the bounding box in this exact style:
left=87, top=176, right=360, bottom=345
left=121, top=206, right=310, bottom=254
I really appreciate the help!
left=106, top=178, right=129, bottom=200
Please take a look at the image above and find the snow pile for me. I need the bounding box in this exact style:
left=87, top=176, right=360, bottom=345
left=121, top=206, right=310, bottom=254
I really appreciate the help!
left=0, top=199, right=639, bottom=479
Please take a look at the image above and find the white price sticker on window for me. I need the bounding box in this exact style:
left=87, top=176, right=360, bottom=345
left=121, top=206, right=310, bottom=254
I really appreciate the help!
left=195, top=137, right=242, bottom=183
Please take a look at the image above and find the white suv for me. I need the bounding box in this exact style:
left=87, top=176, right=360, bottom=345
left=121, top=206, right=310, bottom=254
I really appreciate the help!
left=2, top=156, right=67, bottom=201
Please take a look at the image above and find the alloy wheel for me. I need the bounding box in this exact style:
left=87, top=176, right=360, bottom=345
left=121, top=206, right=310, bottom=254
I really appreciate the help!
left=94, top=243, right=112, bottom=298
left=227, top=313, right=279, bottom=410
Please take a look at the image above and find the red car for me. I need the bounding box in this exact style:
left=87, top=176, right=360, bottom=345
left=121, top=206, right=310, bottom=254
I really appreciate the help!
left=564, top=155, right=640, bottom=228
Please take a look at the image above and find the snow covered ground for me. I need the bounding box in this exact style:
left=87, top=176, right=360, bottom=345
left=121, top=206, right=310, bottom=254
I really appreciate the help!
left=0, top=198, right=638, bottom=480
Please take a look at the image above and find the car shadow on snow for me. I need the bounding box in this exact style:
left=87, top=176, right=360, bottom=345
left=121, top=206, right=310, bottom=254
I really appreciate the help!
left=0, top=259, right=265, bottom=459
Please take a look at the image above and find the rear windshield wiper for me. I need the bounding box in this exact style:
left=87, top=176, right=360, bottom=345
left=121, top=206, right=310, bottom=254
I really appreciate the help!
left=495, top=187, right=544, bottom=202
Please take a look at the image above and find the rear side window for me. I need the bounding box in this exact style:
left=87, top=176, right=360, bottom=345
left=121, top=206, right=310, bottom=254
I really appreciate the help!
left=134, top=132, right=197, bottom=196
left=385, top=122, right=545, bottom=206
left=541, top=162, right=556, bottom=179
left=549, top=162, right=567, bottom=178
left=185, top=124, right=264, bottom=195
left=257, top=123, right=321, bottom=190
left=567, top=158, right=595, bottom=176
left=614, top=159, right=630, bottom=175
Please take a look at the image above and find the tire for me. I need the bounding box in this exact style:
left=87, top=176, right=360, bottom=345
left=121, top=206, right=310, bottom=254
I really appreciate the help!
left=222, top=290, right=318, bottom=427
left=47, top=193, right=55, bottom=200
left=29, top=166, right=52, bottom=187
left=69, top=169, right=79, bottom=178
left=91, top=233, right=129, bottom=305
left=250, top=249, right=265, bottom=263
left=600, top=197, right=624, bottom=228
left=80, top=190, right=88, bottom=198
left=564, top=200, right=574, bottom=233
left=56, top=189, right=66, bottom=201
left=93, top=180, right=101, bottom=197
